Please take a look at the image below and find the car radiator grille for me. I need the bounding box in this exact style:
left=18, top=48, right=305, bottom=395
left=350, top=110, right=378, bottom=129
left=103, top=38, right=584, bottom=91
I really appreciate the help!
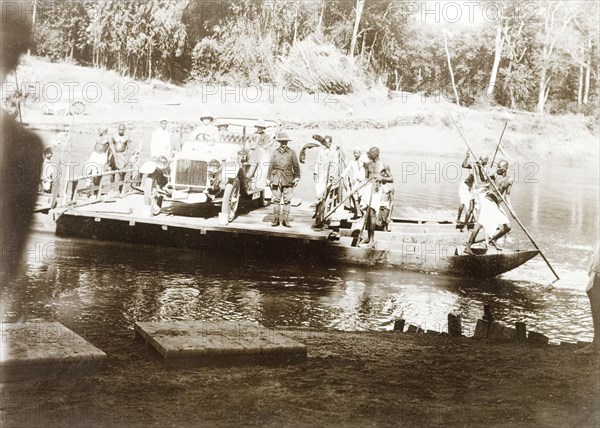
left=175, top=159, right=208, bottom=186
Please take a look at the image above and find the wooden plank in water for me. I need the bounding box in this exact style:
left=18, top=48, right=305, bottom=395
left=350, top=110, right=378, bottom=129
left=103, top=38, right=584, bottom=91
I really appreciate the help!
left=134, top=321, right=306, bottom=367
left=0, top=322, right=106, bottom=380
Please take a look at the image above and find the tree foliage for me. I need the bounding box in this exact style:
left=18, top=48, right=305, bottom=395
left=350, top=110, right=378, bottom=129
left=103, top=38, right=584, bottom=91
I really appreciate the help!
left=30, top=0, right=598, bottom=115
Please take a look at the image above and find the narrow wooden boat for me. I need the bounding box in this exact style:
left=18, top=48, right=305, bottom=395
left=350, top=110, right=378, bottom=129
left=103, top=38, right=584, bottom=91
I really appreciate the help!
left=328, top=237, right=539, bottom=278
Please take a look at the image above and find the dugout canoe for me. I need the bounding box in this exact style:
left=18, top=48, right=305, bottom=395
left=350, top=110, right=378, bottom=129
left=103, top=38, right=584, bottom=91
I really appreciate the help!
left=328, top=238, right=539, bottom=278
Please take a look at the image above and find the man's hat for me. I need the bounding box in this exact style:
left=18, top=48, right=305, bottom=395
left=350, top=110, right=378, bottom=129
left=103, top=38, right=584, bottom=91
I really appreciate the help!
left=200, top=112, right=214, bottom=121
left=255, top=119, right=269, bottom=128
left=276, top=131, right=291, bottom=142
left=159, top=116, right=168, bottom=123
left=324, top=135, right=333, bottom=142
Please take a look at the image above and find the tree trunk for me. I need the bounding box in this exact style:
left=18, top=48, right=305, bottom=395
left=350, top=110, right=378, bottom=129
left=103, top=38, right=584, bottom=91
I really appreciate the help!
left=543, top=78, right=551, bottom=107
left=537, top=48, right=548, bottom=114
left=28, top=0, right=37, bottom=55
left=366, top=33, right=377, bottom=65
left=360, top=30, right=367, bottom=63
left=583, top=35, right=592, bottom=105
left=293, top=4, right=298, bottom=47
left=148, top=39, right=152, bottom=80
left=349, top=0, right=365, bottom=58
left=487, top=23, right=504, bottom=97
left=578, top=57, right=583, bottom=107
left=510, top=87, right=516, bottom=109
left=317, top=0, right=324, bottom=32
left=506, top=61, right=516, bottom=109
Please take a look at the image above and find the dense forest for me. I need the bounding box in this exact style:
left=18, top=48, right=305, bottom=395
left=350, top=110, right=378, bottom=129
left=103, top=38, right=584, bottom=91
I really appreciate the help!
left=25, top=0, right=599, bottom=115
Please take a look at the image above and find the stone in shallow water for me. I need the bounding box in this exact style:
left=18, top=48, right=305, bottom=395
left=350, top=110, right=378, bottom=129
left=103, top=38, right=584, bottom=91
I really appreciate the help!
left=134, top=321, right=307, bottom=367
left=1, top=322, right=107, bottom=380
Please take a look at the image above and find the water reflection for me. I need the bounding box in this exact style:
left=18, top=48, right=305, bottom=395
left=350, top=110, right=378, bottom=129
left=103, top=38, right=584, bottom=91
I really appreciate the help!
left=2, top=231, right=594, bottom=343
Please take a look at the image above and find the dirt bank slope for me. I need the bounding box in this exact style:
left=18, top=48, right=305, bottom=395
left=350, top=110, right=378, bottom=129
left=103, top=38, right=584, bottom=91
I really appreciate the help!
left=9, top=56, right=599, bottom=162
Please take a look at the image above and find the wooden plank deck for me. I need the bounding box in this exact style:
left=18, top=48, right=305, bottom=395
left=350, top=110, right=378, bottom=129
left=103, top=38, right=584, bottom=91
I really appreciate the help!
left=62, top=194, right=336, bottom=242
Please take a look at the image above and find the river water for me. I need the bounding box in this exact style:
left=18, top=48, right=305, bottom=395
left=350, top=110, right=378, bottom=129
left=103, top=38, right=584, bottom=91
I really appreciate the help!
left=2, top=129, right=598, bottom=343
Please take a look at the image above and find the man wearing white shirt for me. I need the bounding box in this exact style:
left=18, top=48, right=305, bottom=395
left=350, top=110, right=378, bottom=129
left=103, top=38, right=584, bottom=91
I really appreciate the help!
left=151, top=117, right=172, bottom=160
left=342, top=147, right=366, bottom=192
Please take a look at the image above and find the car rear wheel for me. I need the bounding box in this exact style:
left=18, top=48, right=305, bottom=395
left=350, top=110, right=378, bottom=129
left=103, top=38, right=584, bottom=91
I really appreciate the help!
left=221, top=178, right=240, bottom=223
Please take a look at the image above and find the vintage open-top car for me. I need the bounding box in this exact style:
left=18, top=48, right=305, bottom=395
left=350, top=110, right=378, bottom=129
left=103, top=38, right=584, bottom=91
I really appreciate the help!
left=142, top=118, right=281, bottom=223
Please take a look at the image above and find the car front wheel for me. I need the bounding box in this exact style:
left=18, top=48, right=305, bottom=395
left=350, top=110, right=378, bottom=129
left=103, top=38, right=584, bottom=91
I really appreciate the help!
left=221, top=177, right=240, bottom=223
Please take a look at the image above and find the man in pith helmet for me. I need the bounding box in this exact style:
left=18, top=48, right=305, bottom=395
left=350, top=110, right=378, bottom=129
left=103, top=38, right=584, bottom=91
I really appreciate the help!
left=267, top=132, right=301, bottom=228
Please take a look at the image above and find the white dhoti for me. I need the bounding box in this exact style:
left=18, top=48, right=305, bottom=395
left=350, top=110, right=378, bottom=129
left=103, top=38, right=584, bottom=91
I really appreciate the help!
left=360, top=184, right=382, bottom=212
left=86, top=151, right=107, bottom=176
left=315, top=180, right=327, bottom=200
left=85, top=151, right=107, bottom=186
left=478, top=196, right=509, bottom=238
left=315, top=175, right=337, bottom=200
left=459, top=182, right=473, bottom=206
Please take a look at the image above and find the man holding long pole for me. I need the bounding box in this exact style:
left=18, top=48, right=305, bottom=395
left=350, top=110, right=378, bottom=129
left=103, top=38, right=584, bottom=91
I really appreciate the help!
left=465, top=159, right=513, bottom=255
left=458, top=151, right=491, bottom=225
left=444, top=31, right=559, bottom=281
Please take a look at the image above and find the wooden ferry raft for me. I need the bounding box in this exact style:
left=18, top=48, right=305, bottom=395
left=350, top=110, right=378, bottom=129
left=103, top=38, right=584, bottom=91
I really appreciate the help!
left=54, top=192, right=539, bottom=278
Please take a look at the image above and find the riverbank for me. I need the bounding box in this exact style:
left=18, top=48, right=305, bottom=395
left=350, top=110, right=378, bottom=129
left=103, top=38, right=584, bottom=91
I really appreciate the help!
left=9, top=56, right=599, bottom=163
left=2, top=328, right=598, bottom=427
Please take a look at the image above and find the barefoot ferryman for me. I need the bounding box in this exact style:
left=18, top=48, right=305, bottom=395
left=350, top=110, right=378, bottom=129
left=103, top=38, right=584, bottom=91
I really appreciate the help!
left=465, top=159, right=513, bottom=255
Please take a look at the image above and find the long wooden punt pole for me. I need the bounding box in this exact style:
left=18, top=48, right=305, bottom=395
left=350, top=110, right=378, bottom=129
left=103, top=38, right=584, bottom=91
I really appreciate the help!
left=322, top=177, right=375, bottom=222
left=443, top=32, right=489, bottom=245
left=491, top=122, right=508, bottom=167
left=450, top=118, right=559, bottom=280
